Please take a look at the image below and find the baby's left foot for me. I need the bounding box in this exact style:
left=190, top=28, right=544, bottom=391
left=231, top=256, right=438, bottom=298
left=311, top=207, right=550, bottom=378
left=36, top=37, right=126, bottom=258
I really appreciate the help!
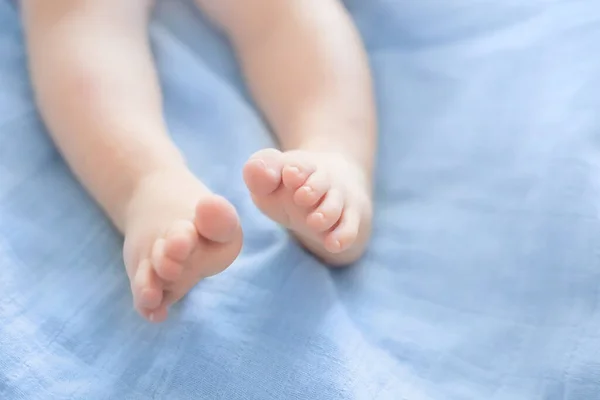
left=243, top=148, right=373, bottom=265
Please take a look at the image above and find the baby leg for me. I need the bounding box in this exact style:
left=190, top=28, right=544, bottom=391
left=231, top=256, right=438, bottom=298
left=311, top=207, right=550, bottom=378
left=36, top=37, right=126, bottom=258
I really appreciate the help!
left=197, top=0, right=376, bottom=265
left=23, top=0, right=242, bottom=322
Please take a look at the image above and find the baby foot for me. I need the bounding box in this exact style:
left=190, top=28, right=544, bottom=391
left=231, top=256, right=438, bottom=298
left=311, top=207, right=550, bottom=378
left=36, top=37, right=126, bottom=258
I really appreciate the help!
left=123, top=168, right=242, bottom=322
left=243, top=148, right=373, bottom=266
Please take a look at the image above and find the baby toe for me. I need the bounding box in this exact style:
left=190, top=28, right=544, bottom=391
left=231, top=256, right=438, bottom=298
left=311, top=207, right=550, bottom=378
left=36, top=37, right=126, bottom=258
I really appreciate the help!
left=133, top=259, right=163, bottom=311
left=195, top=196, right=240, bottom=244
left=282, top=162, right=315, bottom=190
left=143, top=304, right=168, bottom=324
left=152, top=238, right=185, bottom=282
left=293, top=170, right=330, bottom=207
left=243, top=148, right=283, bottom=196
left=306, top=188, right=344, bottom=232
left=324, top=207, right=360, bottom=254
left=164, top=220, right=197, bottom=261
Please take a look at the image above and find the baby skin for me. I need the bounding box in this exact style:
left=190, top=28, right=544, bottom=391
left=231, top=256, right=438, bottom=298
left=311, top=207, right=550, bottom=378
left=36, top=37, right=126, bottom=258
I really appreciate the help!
left=23, top=0, right=376, bottom=323
left=244, top=149, right=373, bottom=264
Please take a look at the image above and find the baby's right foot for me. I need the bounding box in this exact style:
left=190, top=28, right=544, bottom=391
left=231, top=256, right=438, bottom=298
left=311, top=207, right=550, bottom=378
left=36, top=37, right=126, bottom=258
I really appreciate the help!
left=123, top=167, right=243, bottom=323
left=243, top=148, right=373, bottom=266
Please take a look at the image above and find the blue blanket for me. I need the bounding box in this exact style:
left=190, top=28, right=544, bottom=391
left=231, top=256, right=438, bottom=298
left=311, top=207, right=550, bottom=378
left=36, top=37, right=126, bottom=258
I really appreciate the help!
left=2, top=0, right=600, bottom=398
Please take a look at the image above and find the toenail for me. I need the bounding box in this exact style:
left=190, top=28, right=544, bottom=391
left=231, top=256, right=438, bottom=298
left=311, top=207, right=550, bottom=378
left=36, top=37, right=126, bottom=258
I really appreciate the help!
left=254, top=159, right=274, bottom=175
left=314, top=212, right=325, bottom=221
left=289, top=166, right=300, bottom=175
left=266, top=167, right=278, bottom=178
left=303, top=186, right=313, bottom=193
left=255, top=160, right=276, bottom=176
left=149, top=313, right=155, bottom=322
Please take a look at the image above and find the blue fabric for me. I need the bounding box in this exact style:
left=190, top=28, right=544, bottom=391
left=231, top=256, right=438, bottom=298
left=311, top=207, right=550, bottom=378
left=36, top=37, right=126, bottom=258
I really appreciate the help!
left=2, top=0, right=600, bottom=398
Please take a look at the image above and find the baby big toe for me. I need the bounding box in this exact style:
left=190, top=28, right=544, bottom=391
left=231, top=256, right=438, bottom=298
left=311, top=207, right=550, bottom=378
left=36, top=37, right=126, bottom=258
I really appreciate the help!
left=195, top=196, right=240, bottom=244
left=243, top=148, right=283, bottom=196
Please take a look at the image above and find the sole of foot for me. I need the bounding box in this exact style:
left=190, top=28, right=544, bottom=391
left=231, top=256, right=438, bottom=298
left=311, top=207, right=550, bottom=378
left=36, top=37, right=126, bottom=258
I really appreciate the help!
left=243, top=148, right=372, bottom=266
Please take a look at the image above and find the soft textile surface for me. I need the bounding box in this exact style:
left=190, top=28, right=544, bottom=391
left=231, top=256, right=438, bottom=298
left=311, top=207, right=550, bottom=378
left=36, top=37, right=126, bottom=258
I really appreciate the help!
left=2, top=0, right=600, bottom=398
